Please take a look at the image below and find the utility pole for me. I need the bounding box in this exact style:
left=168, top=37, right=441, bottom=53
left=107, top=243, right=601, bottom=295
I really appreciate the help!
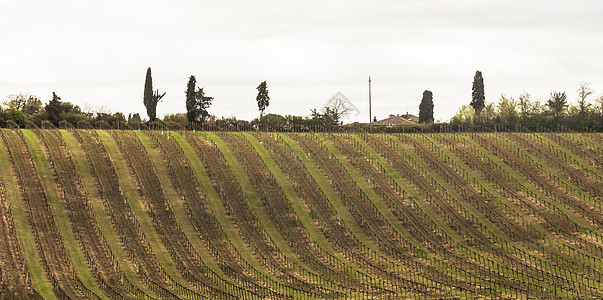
left=368, top=76, right=372, bottom=123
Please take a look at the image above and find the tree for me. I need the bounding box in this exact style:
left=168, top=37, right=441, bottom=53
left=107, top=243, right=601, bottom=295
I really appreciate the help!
left=3, top=93, right=43, bottom=115
left=0, top=108, right=28, bottom=127
left=256, top=81, right=270, bottom=119
left=471, top=71, right=485, bottom=113
left=309, top=108, right=336, bottom=129
left=324, top=92, right=352, bottom=125
left=143, top=67, right=165, bottom=121
left=45, top=92, right=62, bottom=123
left=518, top=92, right=531, bottom=117
left=418, top=90, right=434, bottom=123
left=185, top=75, right=213, bottom=122
left=451, top=105, right=476, bottom=125
left=476, top=102, right=496, bottom=127
left=128, top=113, right=142, bottom=128
left=577, top=82, right=593, bottom=115
left=547, top=91, right=568, bottom=118
left=186, top=75, right=197, bottom=121
left=23, top=96, right=43, bottom=115
left=596, top=95, right=603, bottom=120
left=497, top=94, right=518, bottom=129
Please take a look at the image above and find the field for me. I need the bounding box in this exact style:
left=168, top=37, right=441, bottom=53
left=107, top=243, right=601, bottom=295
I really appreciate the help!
left=0, top=129, right=601, bottom=299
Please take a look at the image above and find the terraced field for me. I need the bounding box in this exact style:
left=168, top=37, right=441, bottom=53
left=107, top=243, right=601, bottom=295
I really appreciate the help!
left=0, top=129, right=601, bottom=299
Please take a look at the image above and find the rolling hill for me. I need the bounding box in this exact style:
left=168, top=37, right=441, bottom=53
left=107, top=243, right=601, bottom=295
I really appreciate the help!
left=0, top=129, right=601, bottom=299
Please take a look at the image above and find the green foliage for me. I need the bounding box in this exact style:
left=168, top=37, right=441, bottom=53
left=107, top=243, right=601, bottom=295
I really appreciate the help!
left=127, top=113, right=142, bottom=129
left=471, top=71, right=485, bottom=113
left=577, top=82, right=593, bottom=114
left=256, top=81, right=270, bottom=118
left=185, top=75, right=213, bottom=122
left=256, top=113, right=287, bottom=130
left=547, top=91, right=567, bottom=119
left=418, top=90, right=434, bottom=123
left=44, top=92, right=62, bottom=124
left=451, top=105, right=476, bottom=126
left=95, top=111, right=126, bottom=125
left=309, top=108, right=337, bottom=129
left=496, top=95, right=518, bottom=129
left=0, top=108, right=29, bottom=127
left=215, top=116, right=250, bottom=130
left=61, top=112, right=88, bottom=126
left=163, top=113, right=188, bottom=125
left=186, top=75, right=197, bottom=121
left=3, top=93, right=43, bottom=115
left=143, top=67, right=165, bottom=121
left=517, top=92, right=532, bottom=117
left=144, top=68, right=153, bottom=119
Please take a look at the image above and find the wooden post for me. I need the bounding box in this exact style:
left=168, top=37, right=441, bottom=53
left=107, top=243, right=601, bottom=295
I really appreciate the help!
left=369, top=76, right=372, bottom=123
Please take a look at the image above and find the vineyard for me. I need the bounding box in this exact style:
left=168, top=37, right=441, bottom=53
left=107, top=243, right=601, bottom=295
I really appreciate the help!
left=0, top=129, right=601, bottom=299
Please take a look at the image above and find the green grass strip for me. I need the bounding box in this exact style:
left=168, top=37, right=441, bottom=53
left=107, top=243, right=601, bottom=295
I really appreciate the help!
left=243, top=133, right=365, bottom=279
left=319, top=133, right=454, bottom=255
left=171, top=132, right=287, bottom=291
left=422, top=133, right=545, bottom=235
left=525, top=133, right=602, bottom=179
left=497, top=133, right=600, bottom=207
left=539, top=133, right=603, bottom=177
left=401, top=133, right=516, bottom=242
left=0, top=130, right=56, bottom=299
left=459, top=134, right=595, bottom=232
left=60, top=130, right=156, bottom=299
left=205, top=133, right=313, bottom=276
left=21, top=130, right=107, bottom=299
left=96, top=130, right=195, bottom=293
left=329, top=133, right=487, bottom=293
left=134, top=131, right=227, bottom=278
left=277, top=133, right=431, bottom=293
left=279, top=133, right=403, bottom=258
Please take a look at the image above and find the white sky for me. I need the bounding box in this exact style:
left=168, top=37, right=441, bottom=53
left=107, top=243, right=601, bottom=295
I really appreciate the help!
left=1, top=0, right=602, bottom=122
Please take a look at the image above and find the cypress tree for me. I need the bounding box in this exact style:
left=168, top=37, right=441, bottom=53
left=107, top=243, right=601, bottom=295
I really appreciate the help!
left=186, top=75, right=197, bottom=122
left=143, top=67, right=165, bottom=121
left=418, top=90, right=434, bottom=123
left=471, top=71, right=485, bottom=113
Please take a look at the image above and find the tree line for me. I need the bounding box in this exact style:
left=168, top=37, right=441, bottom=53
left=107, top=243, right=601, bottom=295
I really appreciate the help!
left=447, top=71, right=603, bottom=132
left=0, top=68, right=601, bottom=131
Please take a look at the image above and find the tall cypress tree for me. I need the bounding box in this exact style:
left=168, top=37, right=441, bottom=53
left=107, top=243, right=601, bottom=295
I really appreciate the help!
left=186, top=75, right=197, bottom=122
left=418, top=90, right=434, bottom=123
left=143, top=67, right=165, bottom=121
left=143, top=68, right=154, bottom=120
left=471, top=71, right=485, bottom=114
left=256, top=81, right=270, bottom=119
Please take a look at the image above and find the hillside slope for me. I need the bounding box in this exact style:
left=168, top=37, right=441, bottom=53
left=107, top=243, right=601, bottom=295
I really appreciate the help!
left=0, top=129, right=601, bottom=299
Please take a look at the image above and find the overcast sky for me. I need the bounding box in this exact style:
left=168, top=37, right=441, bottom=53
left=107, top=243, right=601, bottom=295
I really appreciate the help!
left=1, top=0, right=602, bottom=122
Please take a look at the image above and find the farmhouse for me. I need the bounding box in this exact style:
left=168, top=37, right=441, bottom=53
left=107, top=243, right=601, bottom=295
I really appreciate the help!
left=371, top=113, right=418, bottom=126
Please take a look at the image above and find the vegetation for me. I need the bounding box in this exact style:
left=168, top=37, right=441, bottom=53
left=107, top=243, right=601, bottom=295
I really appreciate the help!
left=1, top=69, right=601, bottom=132
left=0, top=129, right=601, bottom=298
left=547, top=91, right=568, bottom=119
left=185, top=75, right=213, bottom=123
left=143, top=67, right=165, bottom=122
left=471, top=71, right=485, bottom=114
left=418, top=90, right=434, bottom=123
left=256, top=81, right=270, bottom=119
